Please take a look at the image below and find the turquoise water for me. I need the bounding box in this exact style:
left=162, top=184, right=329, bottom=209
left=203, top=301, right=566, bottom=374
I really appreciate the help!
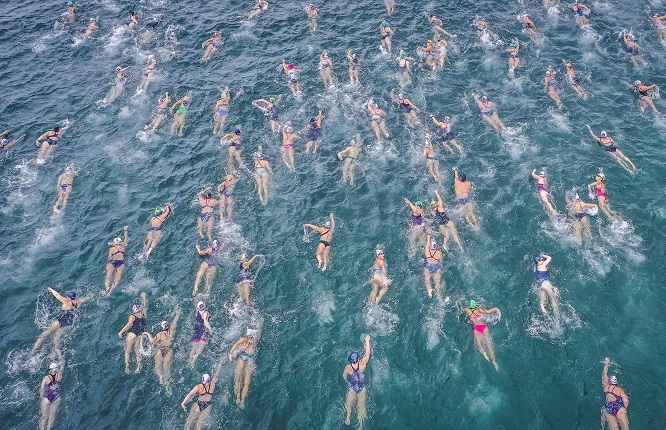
left=2, top=0, right=666, bottom=428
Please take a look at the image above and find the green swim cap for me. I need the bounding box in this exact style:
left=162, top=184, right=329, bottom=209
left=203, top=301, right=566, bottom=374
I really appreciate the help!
left=269, top=96, right=276, bottom=103
left=469, top=300, right=477, bottom=309
left=154, top=208, right=163, bottom=216
left=382, top=21, right=388, bottom=27
left=416, top=201, right=423, bottom=207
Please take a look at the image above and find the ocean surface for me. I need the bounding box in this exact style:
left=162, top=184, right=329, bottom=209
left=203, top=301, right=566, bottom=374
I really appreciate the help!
left=2, top=0, right=666, bottom=428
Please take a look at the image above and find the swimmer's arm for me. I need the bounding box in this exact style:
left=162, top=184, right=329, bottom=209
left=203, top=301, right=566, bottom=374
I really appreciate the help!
left=118, top=315, right=135, bottom=337
left=583, top=202, right=598, bottom=210
left=0, top=130, right=8, bottom=138
left=541, top=254, right=552, bottom=265
left=181, top=386, right=199, bottom=411
left=434, top=190, right=444, bottom=208
left=107, top=247, right=114, bottom=260
left=347, top=50, right=353, bottom=61
left=265, top=161, right=272, bottom=173
left=163, top=205, right=172, bottom=218
left=602, top=357, right=610, bottom=386
left=531, top=169, right=541, bottom=180
left=585, top=124, right=599, bottom=140
left=337, top=147, right=349, bottom=159
left=56, top=174, right=64, bottom=189
left=203, top=313, right=212, bottom=331
left=170, top=308, right=182, bottom=332
left=40, top=375, right=48, bottom=394
left=220, top=132, right=235, bottom=140
left=170, top=100, right=182, bottom=112
left=342, top=365, right=351, bottom=381
left=122, top=226, right=129, bottom=245
left=281, top=59, right=288, bottom=73
left=48, top=287, right=66, bottom=304
left=360, top=335, right=371, bottom=366
left=452, top=167, right=459, bottom=181
left=143, top=331, right=157, bottom=343
left=317, top=110, right=323, bottom=124
left=329, top=213, right=335, bottom=233
left=425, top=234, right=432, bottom=254
left=621, top=390, right=629, bottom=409
left=587, top=181, right=597, bottom=192
left=140, top=292, right=148, bottom=316
left=483, top=307, right=500, bottom=314
left=228, top=338, right=244, bottom=360
left=195, top=245, right=209, bottom=255
left=403, top=197, right=415, bottom=210
left=248, top=254, right=263, bottom=265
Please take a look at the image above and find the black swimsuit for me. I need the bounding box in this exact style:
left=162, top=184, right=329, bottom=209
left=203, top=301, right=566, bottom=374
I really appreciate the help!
left=197, top=384, right=212, bottom=411
left=319, top=229, right=331, bottom=248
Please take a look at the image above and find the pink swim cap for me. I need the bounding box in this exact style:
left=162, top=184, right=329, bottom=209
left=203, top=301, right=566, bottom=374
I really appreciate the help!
left=287, top=63, right=295, bottom=69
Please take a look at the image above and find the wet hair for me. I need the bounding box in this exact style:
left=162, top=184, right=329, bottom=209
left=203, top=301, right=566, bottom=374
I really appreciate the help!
left=53, top=126, right=60, bottom=132
left=459, top=173, right=467, bottom=182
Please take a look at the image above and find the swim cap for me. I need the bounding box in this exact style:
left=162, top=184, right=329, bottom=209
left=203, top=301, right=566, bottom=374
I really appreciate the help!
left=382, top=21, right=388, bottom=27
left=424, top=141, right=431, bottom=147
left=66, top=291, right=77, bottom=299
left=574, top=193, right=581, bottom=200
left=241, top=253, right=249, bottom=261
left=545, top=70, right=552, bottom=76
left=287, top=63, right=295, bottom=70
left=322, top=50, right=329, bottom=58
left=285, top=126, right=294, bottom=133
left=430, top=241, right=437, bottom=250
left=430, top=201, right=438, bottom=208
left=65, top=166, right=74, bottom=175
left=324, top=220, right=331, bottom=227
left=253, top=152, right=263, bottom=159
left=132, top=304, right=142, bottom=313
left=349, top=352, right=360, bottom=363
left=444, top=116, right=450, bottom=121
left=116, top=66, right=122, bottom=72
left=201, top=374, right=211, bottom=384
left=309, top=3, right=315, bottom=8
left=600, top=131, right=607, bottom=137
left=204, top=191, right=212, bottom=199
left=597, top=173, right=605, bottom=181
left=226, top=174, right=234, bottom=181
left=476, top=15, right=483, bottom=20
left=400, top=53, right=406, bottom=59
left=416, top=201, right=423, bottom=207
left=113, top=237, right=122, bottom=245
left=246, top=328, right=258, bottom=338
left=269, top=96, right=276, bottom=103
left=539, top=171, right=545, bottom=177
left=534, top=256, right=543, bottom=264
left=566, top=62, right=572, bottom=67
left=510, top=42, right=516, bottom=48
left=427, top=39, right=433, bottom=44
left=197, top=301, right=205, bottom=310
left=234, top=129, right=242, bottom=135
left=376, top=249, right=384, bottom=256
left=0, top=139, right=7, bottom=145
left=481, top=95, right=487, bottom=102
left=212, top=240, right=219, bottom=249
left=634, top=80, right=641, bottom=86
left=53, top=127, right=60, bottom=132
left=609, top=375, right=617, bottom=385
left=49, top=362, right=58, bottom=371
left=161, top=321, right=170, bottom=330
left=459, top=173, right=467, bottom=182
left=398, top=93, right=404, bottom=99
left=68, top=1, right=73, bottom=6
left=469, top=300, right=477, bottom=309
left=153, top=208, right=163, bottom=216
left=430, top=14, right=436, bottom=18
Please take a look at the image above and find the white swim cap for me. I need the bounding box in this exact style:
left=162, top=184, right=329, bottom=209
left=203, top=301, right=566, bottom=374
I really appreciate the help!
left=285, top=126, right=293, bottom=133
left=160, top=321, right=170, bottom=330
left=212, top=240, right=219, bottom=249
left=201, top=374, right=211, bottom=384
left=113, top=237, right=122, bottom=245
left=597, top=173, right=605, bottom=181
left=49, top=362, right=58, bottom=371
left=132, top=304, right=142, bottom=313
left=324, top=220, right=331, bottom=227
left=116, top=66, right=122, bottom=72
left=241, top=253, right=249, bottom=261
left=0, top=139, right=7, bottom=145
left=444, top=115, right=450, bottom=121
left=197, top=301, right=205, bottom=310
left=246, top=328, right=258, bottom=338
left=430, top=241, right=437, bottom=250
left=574, top=193, right=581, bottom=201
left=539, top=171, right=545, bottom=177
left=600, top=131, right=607, bottom=137
left=634, top=80, right=641, bottom=86
left=609, top=375, right=617, bottom=385
left=398, top=93, right=404, bottom=99
left=376, top=249, right=384, bottom=256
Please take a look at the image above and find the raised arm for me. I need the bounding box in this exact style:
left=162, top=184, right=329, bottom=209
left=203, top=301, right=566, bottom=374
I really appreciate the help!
left=140, top=292, right=148, bottom=316
left=329, top=213, right=335, bottom=233
left=248, top=254, right=263, bottom=265
left=181, top=386, right=200, bottom=411
left=170, top=99, right=183, bottom=112
left=337, top=147, right=350, bottom=160
left=203, top=312, right=212, bottom=331
left=48, top=287, right=67, bottom=304
left=170, top=308, right=182, bottom=332
left=430, top=115, right=443, bottom=127
left=360, top=335, right=371, bottom=366
left=434, top=190, right=444, bottom=208
left=531, top=169, right=541, bottom=180
left=602, top=357, right=610, bottom=386
left=121, top=226, right=129, bottom=245
left=585, top=124, right=599, bottom=140
left=540, top=254, right=552, bottom=266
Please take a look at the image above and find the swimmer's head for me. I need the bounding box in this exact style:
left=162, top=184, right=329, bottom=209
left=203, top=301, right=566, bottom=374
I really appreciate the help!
left=66, top=291, right=77, bottom=299
left=627, top=34, right=635, bottom=41
left=352, top=53, right=357, bottom=59
left=49, top=362, right=58, bottom=372
left=253, top=152, right=263, bottom=159
left=424, top=140, right=431, bottom=147
left=324, top=220, right=331, bottom=228
left=539, top=171, right=545, bottom=177
left=352, top=139, right=361, bottom=147
left=430, top=201, right=438, bottom=209
left=234, top=128, right=242, bottom=135
left=241, top=253, right=249, bottom=261
left=90, top=17, right=97, bottom=22
left=444, top=115, right=451, bottom=121
left=154, top=208, right=163, bottom=216
left=597, top=173, right=605, bottom=181
left=160, top=321, right=170, bottom=331
left=566, top=62, right=572, bottom=68
left=348, top=352, right=360, bottom=364
left=469, top=300, right=477, bottom=309
left=427, top=39, right=433, bottom=45
left=459, top=173, right=467, bottom=182
left=430, top=241, right=437, bottom=250
left=545, top=70, right=552, bottom=76
left=197, top=301, right=206, bottom=311
left=634, top=80, right=641, bottom=86
left=398, top=93, right=404, bottom=100
left=0, top=139, right=7, bottom=145
left=310, top=117, right=317, bottom=123
left=226, top=174, right=234, bottom=182
left=129, top=10, right=135, bottom=16
left=269, top=96, right=276, bottom=103
left=309, top=3, right=315, bottom=9
left=574, top=193, right=581, bottom=201
left=246, top=328, right=258, bottom=338
left=382, top=21, right=388, bottom=27
left=214, top=32, right=220, bottom=37
left=430, top=14, right=436, bottom=18
left=608, top=375, right=617, bottom=385
left=204, top=191, right=212, bottom=199
left=132, top=304, right=142, bottom=314
left=68, top=1, right=73, bottom=6
left=201, top=374, right=211, bottom=384
left=400, top=52, right=407, bottom=59
left=600, top=131, right=607, bottom=138
left=116, top=66, right=122, bottom=72
left=416, top=201, right=423, bottom=207
left=65, top=166, right=74, bottom=175
left=376, top=249, right=384, bottom=257
left=211, top=240, right=219, bottom=249
left=147, top=54, right=155, bottom=61
left=53, top=126, right=60, bottom=133
left=287, top=63, right=295, bottom=70
left=510, top=42, right=516, bottom=48
left=285, top=125, right=294, bottom=133
left=481, top=95, right=488, bottom=102
left=113, top=237, right=123, bottom=245
left=534, top=255, right=544, bottom=264
left=322, top=50, right=329, bottom=58
left=476, top=15, right=483, bottom=20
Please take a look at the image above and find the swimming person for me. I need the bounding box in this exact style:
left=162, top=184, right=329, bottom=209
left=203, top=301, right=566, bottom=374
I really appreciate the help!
left=347, top=49, right=360, bottom=85
left=507, top=40, right=520, bottom=73
left=404, top=198, right=427, bottom=258
left=170, top=94, right=192, bottom=136
left=472, top=94, right=505, bottom=132
left=369, top=249, right=391, bottom=304
left=181, top=362, right=223, bottom=429
left=63, top=1, right=76, bottom=24
left=237, top=253, right=263, bottom=305
left=229, top=325, right=262, bottom=409
left=367, top=99, right=390, bottom=141
left=136, top=55, right=157, bottom=92
left=53, top=166, right=75, bottom=213
left=318, top=50, right=335, bottom=88
left=193, top=240, right=220, bottom=296
left=0, top=130, right=24, bottom=152
left=31, top=288, right=90, bottom=361
left=602, top=357, right=630, bottom=430
left=532, top=254, right=560, bottom=320
left=220, top=128, right=245, bottom=172
left=188, top=301, right=212, bottom=368
left=380, top=21, right=394, bottom=53
left=125, top=10, right=138, bottom=28
left=565, top=192, right=597, bottom=244
left=252, top=97, right=281, bottom=134
left=571, top=2, right=590, bottom=26
left=337, top=136, right=362, bottom=186
left=419, top=39, right=437, bottom=70
left=435, top=39, right=448, bottom=69
left=303, top=213, right=335, bottom=271
left=197, top=188, right=218, bottom=242
left=143, top=308, right=181, bottom=387
left=585, top=124, right=636, bottom=173
left=141, top=19, right=159, bottom=43
left=384, top=0, right=395, bottom=15
left=588, top=172, right=619, bottom=220
left=148, top=92, right=170, bottom=131
left=630, top=80, right=659, bottom=113
left=117, top=292, right=148, bottom=374
left=519, top=14, right=538, bottom=43
left=305, top=110, right=323, bottom=154
left=104, top=226, right=129, bottom=295
left=453, top=167, right=480, bottom=231
left=430, top=114, right=463, bottom=154
left=544, top=70, right=563, bottom=108
left=200, top=31, right=222, bottom=63
left=423, top=233, right=443, bottom=298
left=282, top=59, right=303, bottom=95
left=531, top=169, right=556, bottom=215
left=428, top=14, right=454, bottom=40
left=217, top=174, right=237, bottom=220
left=562, top=60, right=587, bottom=99
left=280, top=123, right=299, bottom=171
left=79, top=17, right=98, bottom=41
left=396, top=51, right=411, bottom=88
left=36, top=126, right=62, bottom=163
left=650, top=12, right=666, bottom=41
left=463, top=300, right=500, bottom=371
left=472, top=14, right=491, bottom=42
left=622, top=30, right=646, bottom=68
left=213, top=87, right=230, bottom=135
left=343, top=335, right=371, bottom=426
left=423, top=135, right=441, bottom=185
left=431, top=190, right=463, bottom=252
left=142, top=204, right=172, bottom=257
left=40, top=362, right=63, bottom=430
left=253, top=148, right=271, bottom=205
left=397, top=93, right=420, bottom=127
left=248, top=0, right=268, bottom=20
left=306, top=4, right=320, bottom=33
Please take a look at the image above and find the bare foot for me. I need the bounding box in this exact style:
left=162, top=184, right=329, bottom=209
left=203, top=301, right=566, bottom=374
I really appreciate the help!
left=493, top=361, right=500, bottom=371
left=345, top=416, right=351, bottom=425
left=427, top=289, right=433, bottom=298
left=134, top=367, right=141, bottom=374
left=125, top=366, right=130, bottom=375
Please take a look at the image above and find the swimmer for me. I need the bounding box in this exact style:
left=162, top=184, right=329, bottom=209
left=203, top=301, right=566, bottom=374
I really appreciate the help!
left=337, top=136, right=362, bottom=186
left=572, top=2, right=590, bottom=26
left=369, top=249, right=391, bottom=304
left=423, top=135, right=441, bottom=185
left=367, top=99, right=390, bottom=141
left=197, top=188, right=218, bottom=242
left=188, top=301, right=212, bottom=368
left=282, top=59, right=303, bottom=95
left=629, top=80, right=659, bottom=113
left=423, top=233, right=443, bottom=298
left=463, top=300, right=500, bottom=371
left=113, top=65, right=132, bottom=89
left=281, top=123, right=299, bottom=172
left=507, top=40, right=520, bottom=73
left=650, top=12, right=666, bottom=41
left=31, top=288, right=90, bottom=361
left=397, top=93, right=420, bottom=127
left=343, top=335, right=371, bottom=426
left=213, top=87, right=230, bottom=135
left=453, top=167, right=480, bottom=231
left=435, top=39, right=448, bottom=69
left=318, top=50, right=335, bottom=88
left=307, top=4, right=320, bottom=33
left=347, top=49, right=360, bottom=85
left=148, top=92, right=170, bottom=131
left=220, top=128, right=245, bottom=172
left=53, top=166, right=75, bottom=213
left=431, top=190, right=463, bottom=252
left=379, top=21, right=394, bottom=53
left=472, top=14, right=489, bottom=39
left=396, top=51, right=411, bottom=88
left=565, top=192, right=597, bottom=244
left=125, top=10, right=138, bottom=28
left=141, top=20, right=159, bottom=44
left=532, top=254, right=560, bottom=320
left=562, top=60, right=587, bottom=99
left=602, top=357, right=630, bottom=430
left=588, top=172, right=619, bottom=220
left=117, top=292, right=148, bottom=374
left=253, top=148, right=271, bottom=205
left=404, top=198, right=427, bottom=257
left=428, top=14, right=454, bottom=40
left=143, top=308, right=181, bottom=387
left=544, top=69, right=563, bottom=108
left=531, top=169, right=556, bottom=215
left=200, top=32, right=222, bottom=63
left=181, top=362, right=223, bottom=429
left=430, top=114, right=463, bottom=153
left=236, top=253, right=263, bottom=305
left=305, top=110, right=323, bottom=153
left=248, top=0, right=268, bottom=20
left=472, top=93, right=505, bottom=132
left=252, top=96, right=281, bottom=134
left=419, top=39, right=437, bottom=70
left=384, top=0, right=395, bottom=15
left=142, top=204, right=172, bottom=257
left=170, top=94, right=192, bottom=136
left=303, top=213, right=335, bottom=271
left=217, top=174, right=237, bottom=220
left=229, top=324, right=263, bottom=409
left=79, top=17, right=98, bottom=41
left=104, top=226, right=129, bottom=295
left=621, top=30, right=646, bottom=68
left=519, top=14, right=538, bottom=43
left=585, top=124, right=636, bottom=173
left=40, top=362, right=63, bottom=430
left=136, top=55, right=157, bottom=92
left=193, top=240, right=220, bottom=296
left=36, top=126, right=63, bottom=163
left=0, top=130, right=24, bottom=152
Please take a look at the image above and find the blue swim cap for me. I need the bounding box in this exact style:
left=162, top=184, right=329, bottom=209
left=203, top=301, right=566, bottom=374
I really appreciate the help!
left=66, top=291, right=77, bottom=299
left=534, top=256, right=542, bottom=264
left=235, top=129, right=242, bottom=135
left=349, top=352, right=360, bottom=364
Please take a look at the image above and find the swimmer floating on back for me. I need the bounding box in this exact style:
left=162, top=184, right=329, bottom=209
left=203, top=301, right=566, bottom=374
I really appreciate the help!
left=430, top=114, right=463, bottom=154
left=431, top=190, right=464, bottom=252
left=318, top=50, right=335, bottom=89
left=404, top=197, right=427, bottom=258
left=379, top=21, right=394, bottom=53
left=142, top=204, right=172, bottom=257
left=629, top=80, right=659, bottom=114
left=369, top=249, right=391, bottom=304
left=544, top=69, right=563, bottom=108
left=304, top=110, right=323, bottom=154
left=588, top=172, right=620, bottom=220
left=148, top=92, right=170, bottom=131
left=621, top=30, right=647, bottom=68
left=248, top=0, right=268, bottom=20
left=217, top=174, right=237, bottom=220
left=565, top=192, right=597, bottom=244
left=197, top=187, right=218, bottom=242
left=423, top=135, right=441, bottom=185
left=170, top=93, right=192, bottom=136
left=367, top=99, right=390, bottom=141
left=188, top=301, right=212, bottom=368
left=213, top=87, right=230, bottom=135
left=282, top=59, right=303, bottom=95
left=252, top=96, right=281, bottom=134
left=507, top=40, right=520, bottom=74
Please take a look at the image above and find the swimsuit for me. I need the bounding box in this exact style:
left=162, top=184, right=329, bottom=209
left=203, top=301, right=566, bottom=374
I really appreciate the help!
left=319, top=229, right=331, bottom=248
left=288, top=71, right=299, bottom=83
left=157, top=331, right=171, bottom=357
left=216, top=100, right=229, bottom=116
left=129, top=313, right=146, bottom=336
left=433, top=209, right=450, bottom=226
left=481, top=105, right=495, bottom=116
left=348, top=362, right=365, bottom=394
left=204, top=248, right=219, bottom=267
left=192, top=310, right=210, bottom=342
left=200, top=199, right=216, bottom=222
left=60, top=183, right=72, bottom=191
left=268, top=105, right=278, bottom=121
left=220, top=180, right=236, bottom=197
left=534, top=269, right=550, bottom=287
left=441, top=125, right=455, bottom=141
left=604, top=386, right=624, bottom=416
left=596, top=187, right=608, bottom=200
left=546, top=78, right=560, bottom=91
left=240, top=351, right=255, bottom=366
left=572, top=212, right=585, bottom=221
left=400, top=100, right=412, bottom=113
left=176, top=100, right=190, bottom=114
left=149, top=215, right=164, bottom=232
left=44, top=374, right=61, bottom=403
left=602, top=142, right=617, bottom=152
left=237, top=262, right=253, bottom=283
left=57, top=302, right=77, bottom=327
left=457, top=197, right=470, bottom=205
left=109, top=246, right=124, bottom=268
left=44, top=133, right=59, bottom=145
left=197, top=384, right=212, bottom=411
left=470, top=310, right=487, bottom=333
left=537, top=183, right=548, bottom=192
left=308, top=124, right=321, bottom=141
left=411, top=213, right=423, bottom=226
left=349, top=59, right=359, bottom=71
left=425, top=250, right=441, bottom=273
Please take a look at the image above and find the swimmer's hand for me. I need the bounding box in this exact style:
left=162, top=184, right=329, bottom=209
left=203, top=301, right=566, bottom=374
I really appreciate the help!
left=181, top=402, right=187, bottom=412
left=118, top=332, right=124, bottom=338
left=604, top=357, right=611, bottom=365
left=123, top=226, right=129, bottom=231
left=228, top=352, right=233, bottom=361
